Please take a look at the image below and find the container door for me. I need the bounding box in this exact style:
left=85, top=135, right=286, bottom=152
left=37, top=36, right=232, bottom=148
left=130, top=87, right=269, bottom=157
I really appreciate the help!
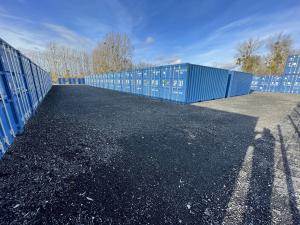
left=136, top=69, right=143, bottom=95
left=150, top=67, right=160, bottom=97
left=281, top=75, right=293, bottom=93
left=170, top=65, right=187, bottom=102
left=142, top=68, right=151, bottom=96
left=160, top=66, right=172, bottom=100
left=291, top=75, right=300, bottom=94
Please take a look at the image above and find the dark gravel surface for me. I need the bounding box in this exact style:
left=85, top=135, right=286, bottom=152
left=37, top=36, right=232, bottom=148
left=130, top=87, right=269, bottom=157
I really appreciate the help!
left=0, top=86, right=298, bottom=225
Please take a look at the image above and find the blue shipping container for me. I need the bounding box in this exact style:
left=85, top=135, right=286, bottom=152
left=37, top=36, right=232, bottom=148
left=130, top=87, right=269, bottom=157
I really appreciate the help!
left=0, top=38, right=52, bottom=158
left=284, top=55, right=300, bottom=75
left=226, top=71, right=253, bottom=97
left=85, top=63, right=231, bottom=103
left=186, top=64, right=229, bottom=103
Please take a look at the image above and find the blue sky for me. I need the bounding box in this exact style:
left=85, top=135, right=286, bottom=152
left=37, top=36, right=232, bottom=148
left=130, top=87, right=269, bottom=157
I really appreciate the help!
left=0, top=0, right=300, bottom=67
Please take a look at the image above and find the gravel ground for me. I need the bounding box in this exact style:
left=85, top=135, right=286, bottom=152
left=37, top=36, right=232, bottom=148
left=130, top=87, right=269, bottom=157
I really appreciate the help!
left=0, top=86, right=299, bottom=225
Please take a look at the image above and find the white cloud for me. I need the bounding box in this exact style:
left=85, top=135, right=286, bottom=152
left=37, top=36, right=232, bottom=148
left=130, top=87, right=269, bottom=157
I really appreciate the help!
left=154, top=55, right=183, bottom=65
left=43, top=23, right=94, bottom=48
left=0, top=9, right=96, bottom=51
left=145, top=36, right=155, bottom=44
left=168, top=6, right=300, bottom=67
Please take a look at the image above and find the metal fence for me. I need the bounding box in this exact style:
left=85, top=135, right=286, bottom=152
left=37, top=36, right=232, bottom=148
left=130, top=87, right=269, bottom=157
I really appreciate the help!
left=0, top=38, right=52, bottom=158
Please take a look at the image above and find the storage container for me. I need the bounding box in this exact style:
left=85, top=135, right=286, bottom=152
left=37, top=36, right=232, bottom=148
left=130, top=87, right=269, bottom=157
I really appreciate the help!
left=85, top=63, right=230, bottom=103
left=0, top=38, right=52, bottom=158
left=284, top=55, right=300, bottom=75
left=226, top=71, right=253, bottom=97
left=186, top=64, right=229, bottom=103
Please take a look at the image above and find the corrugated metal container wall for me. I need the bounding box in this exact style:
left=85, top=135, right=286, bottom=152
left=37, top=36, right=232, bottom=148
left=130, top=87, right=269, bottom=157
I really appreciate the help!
left=186, top=64, right=229, bottom=103
left=226, top=71, right=253, bottom=97
left=172, top=64, right=188, bottom=102
left=266, top=76, right=281, bottom=92
left=151, top=67, right=160, bottom=98
left=0, top=38, right=52, bottom=158
left=85, top=64, right=231, bottom=103
left=19, top=56, right=39, bottom=109
left=143, top=67, right=151, bottom=96
left=109, top=73, right=114, bottom=90
left=114, top=72, right=121, bottom=91
left=291, top=75, right=300, bottom=94
left=123, top=71, right=131, bottom=93
left=251, top=76, right=262, bottom=92
left=281, top=75, right=294, bottom=93
left=160, top=66, right=172, bottom=100
left=284, top=55, right=300, bottom=75
left=135, top=69, right=143, bottom=95
left=251, top=74, right=300, bottom=94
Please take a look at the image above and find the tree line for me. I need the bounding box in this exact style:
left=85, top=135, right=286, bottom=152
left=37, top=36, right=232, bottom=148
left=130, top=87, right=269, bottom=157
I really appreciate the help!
left=25, top=31, right=299, bottom=82
left=25, top=32, right=148, bottom=83
left=235, top=33, right=300, bottom=75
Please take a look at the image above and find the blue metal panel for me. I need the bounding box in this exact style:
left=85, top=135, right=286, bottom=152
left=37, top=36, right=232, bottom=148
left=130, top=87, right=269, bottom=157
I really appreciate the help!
left=150, top=67, right=160, bottom=98
left=266, top=76, right=281, bottom=93
left=170, top=64, right=187, bottom=102
left=226, top=71, right=253, bottom=97
left=284, top=55, right=300, bottom=75
left=186, top=64, right=229, bottom=103
left=123, top=71, right=131, bottom=93
left=135, top=69, right=143, bottom=95
left=142, top=67, right=151, bottom=96
left=260, top=76, right=271, bottom=92
left=281, top=75, right=294, bottom=93
left=291, top=75, right=300, bottom=94
left=0, top=38, right=52, bottom=158
left=104, top=74, right=109, bottom=89
left=114, top=72, right=121, bottom=91
left=107, top=73, right=113, bottom=89
left=251, top=76, right=261, bottom=91
left=19, top=56, right=39, bottom=109
left=32, top=63, right=43, bottom=102
left=160, top=66, right=172, bottom=100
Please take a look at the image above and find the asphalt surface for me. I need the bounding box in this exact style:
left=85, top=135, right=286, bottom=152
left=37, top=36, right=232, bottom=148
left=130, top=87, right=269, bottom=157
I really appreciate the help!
left=0, top=86, right=299, bottom=225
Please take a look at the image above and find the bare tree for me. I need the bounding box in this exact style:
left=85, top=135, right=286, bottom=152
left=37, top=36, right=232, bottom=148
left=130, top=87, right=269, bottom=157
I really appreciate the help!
left=266, top=33, right=292, bottom=75
left=24, top=42, right=92, bottom=82
left=236, top=38, right=262, bottom=73
left=92, top=32, right=133, bottom=73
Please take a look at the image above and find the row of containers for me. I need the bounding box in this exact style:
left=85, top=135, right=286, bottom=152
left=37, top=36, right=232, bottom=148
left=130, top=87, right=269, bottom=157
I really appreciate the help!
left=85, top=64, right=253, bottom=104
left=0, top=38, right=52, bottom=158
left=251, top=75, right=300, bottom=94
left=284, top=55, right=300, bottom=75
left=58, top=78, right=85, bottom=85
left=251, top=55, right=300, bottom=94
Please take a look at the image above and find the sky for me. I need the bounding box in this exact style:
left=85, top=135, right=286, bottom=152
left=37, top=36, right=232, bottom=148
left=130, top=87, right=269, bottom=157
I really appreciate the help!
left=0, top=0, right=300, bottom=67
